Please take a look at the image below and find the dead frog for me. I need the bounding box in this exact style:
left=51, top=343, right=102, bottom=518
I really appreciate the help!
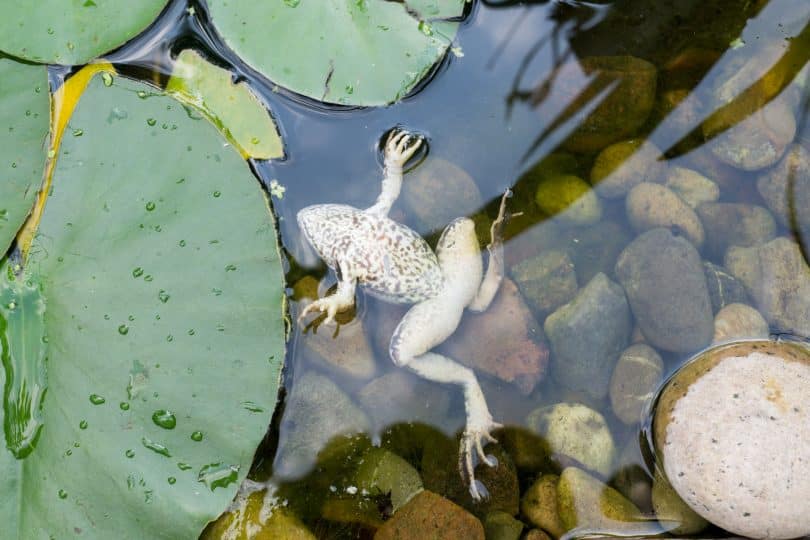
left=297, top=128, right=512, bottom=500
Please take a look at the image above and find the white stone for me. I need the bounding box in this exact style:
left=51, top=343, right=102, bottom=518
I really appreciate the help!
left=662, top=350, right=810, bottom=539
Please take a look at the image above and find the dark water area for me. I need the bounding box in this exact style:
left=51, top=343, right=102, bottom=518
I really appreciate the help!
left=57, top=0, right=810, bottom=537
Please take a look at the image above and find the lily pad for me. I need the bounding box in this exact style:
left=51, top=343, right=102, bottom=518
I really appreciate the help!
left=166, top=49, right=284, bottom=160
left=206, top=0, right=465, bottom=106
left=0, top=0, right=168, bottom=64
left=0, top=58, right=49, bottom=257
left=0, top=73, right=286, bottom=538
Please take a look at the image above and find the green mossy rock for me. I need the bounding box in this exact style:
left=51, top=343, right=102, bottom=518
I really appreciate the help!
left=557, top=468, right=642, bottom=531
left=484, top=511, right=525, bottom=540
left=355, top=447, right=424, bottom=512
left=521, top=474, right=566, bottom=538
left=535, top=174, right=602, bottom=226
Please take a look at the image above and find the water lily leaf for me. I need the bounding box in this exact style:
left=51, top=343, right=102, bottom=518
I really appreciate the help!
left=0, top=58, right=49, bottom=257
left=0, top=0, right=169, bottom=64
left=166, top=49, right=284, bottom=160
left=0, top=72, right=286, bottom=538
left=206, top=0, right=465, bottom=106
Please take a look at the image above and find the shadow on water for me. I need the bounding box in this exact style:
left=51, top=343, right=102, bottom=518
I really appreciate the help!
left=52, top=0, right=810, bottom=537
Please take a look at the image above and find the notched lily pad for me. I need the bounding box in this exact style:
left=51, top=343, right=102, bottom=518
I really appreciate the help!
left=0, top=58, right=49, bottom=257
left=0, top=0, right=169, bottom=64
left=166, top=49, right=284, bottom=160
left=206, top=0, right=466, bottom=106
left=0, top=71, right=286, bottom=539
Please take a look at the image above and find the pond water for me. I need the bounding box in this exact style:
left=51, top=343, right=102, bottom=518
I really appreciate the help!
left=57, top=0, right=810, bottom=537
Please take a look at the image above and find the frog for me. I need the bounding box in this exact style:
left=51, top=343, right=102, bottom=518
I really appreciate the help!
left=297, top=128, right=513, bottom=501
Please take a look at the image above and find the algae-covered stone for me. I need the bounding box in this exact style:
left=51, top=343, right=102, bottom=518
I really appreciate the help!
left=484, top=511, right=524, bottom=540
left=725, top=237, right=810, bottom=337
left=609, top=344, right=664, bottom=425
left=664, top=167, right=719, bottom=208
left=556, top=56, right=657, bottom=153
left=355, top=447, right=424, bottom=511
left=556, top=467, right=643, bottom=531
left=626, top=183, right=704, bottom=248
left=511, top=250, right=578, bottom=317
left=527, top=403, right=615, bottom=477
left=703, top=261, right=750, bottom=313
left=590, top=139, right=664, bottom=198
left=654, top=340, right=810, bottom=539
left=275, top=371, right=371, bottom=479
left=403, top=158, right=483, bottom=234
left=545, top=273, right=631, bottom=398
left=535, top=174, right=602, bottom=226
left=374, top=490, right=485, bottom=540
left=202, top=488, right=316, bottom=540
left=497, top=426, right=549, bottom=473
left=712, top=303, right=769, bottom=344
left=651, top=469, right=708, bottom=535
left=697, top=202, right=776, bottom=259
left=521, top=474, right=566, bottom=538
left=615, top=228, right=713, bottom=352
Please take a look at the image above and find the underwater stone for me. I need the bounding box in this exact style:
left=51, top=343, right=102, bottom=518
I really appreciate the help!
left=651, top=469, right=708, bottom=535
left=354, top=447, right=423, bottom=512
left=374, top=490, right=484, bottom=540
left=590, top=139, right=664, bottom=198
left=725, top=237, right=810, bottom=337
left=510, top=249, right=578, bottom=317
left=521, top=474, right=566, bottom=539
left=566, top=220, right=633, bottom=284
left=274, top=371, right=370, bottom=479
left=626, top=183, right=704, bottom=248
left=615, top=228, right=713, bottom=352
left=696, top=202, right=776, bottom=259
left=609, top=343, right=664, bottom=425
left=703, top=261, right=750, bottom=313
left=756, top=144, right=810, bottom=249
left=712, top=302, right=769, bottom=344
left=402, top=158, right=483, bottom=235
left=527, top=402, right=615, bottom=477
left=654, top=340, right=810, bottom=539
left=357, top=371, right=452, bottom=434
left=556, top=467, right=643, bottom=532
left=663, top=166, right=719, bottom=209
left=534, top=174, right=602, bottom=226
left=201, top=488, right=316, bottom=540
left=483, top=511, right=524, bottom=540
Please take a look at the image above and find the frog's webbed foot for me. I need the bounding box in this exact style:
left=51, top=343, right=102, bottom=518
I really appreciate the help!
left=297, top=296, right=344, bottom=326
left=459, top=418, right=503, bottom=502
left=385, top=128, right=423, bottom=168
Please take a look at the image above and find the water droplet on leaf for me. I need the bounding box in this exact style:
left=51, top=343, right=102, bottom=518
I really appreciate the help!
left=151, top=410, right=176, bottom=430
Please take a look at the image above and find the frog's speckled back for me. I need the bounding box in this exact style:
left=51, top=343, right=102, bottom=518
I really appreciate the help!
left=297, top=204, right=443, bottom=303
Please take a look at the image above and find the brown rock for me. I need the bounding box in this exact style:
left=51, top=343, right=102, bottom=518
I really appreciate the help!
left=374, top=490, right=484, bottom=540
left=524, top=529, right=553, bottom=540
left=441, top=279, right=549, bottom=395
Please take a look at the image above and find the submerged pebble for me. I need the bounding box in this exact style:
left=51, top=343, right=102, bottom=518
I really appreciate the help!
left=625, top=182, right=704, bottom=248
left=712, top=302, right=769, bottom=343
left=654, top=340, right=810, bottom=539
left=374, top=490, right=484, bottom=540
left=609, top=343, right=664, bottom=425
left=663, top=166, right=719, bottom=208
left=591, top=139, right=664, bottom=199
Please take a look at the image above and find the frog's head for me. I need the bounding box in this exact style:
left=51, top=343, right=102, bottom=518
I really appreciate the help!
left=436, top=217, right=478, bottom=263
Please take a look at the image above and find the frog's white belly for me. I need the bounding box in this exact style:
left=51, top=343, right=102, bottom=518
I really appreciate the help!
left=298, top=204, right=444, bottom=303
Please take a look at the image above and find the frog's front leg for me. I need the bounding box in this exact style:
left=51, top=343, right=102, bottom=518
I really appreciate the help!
left=469, top=188, right=512, bottom=312
left=298, top=263, right=357, bottom=325
left=366, top=129, right=423, bottom=217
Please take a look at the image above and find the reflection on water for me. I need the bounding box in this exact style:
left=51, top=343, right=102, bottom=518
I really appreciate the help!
left=89, top=0, right=809, bottom=537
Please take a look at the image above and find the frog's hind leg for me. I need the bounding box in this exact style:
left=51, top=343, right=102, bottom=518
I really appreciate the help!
left=366, top=129, right=423, bottom=217
left=389, top=298, right=501, bottom=501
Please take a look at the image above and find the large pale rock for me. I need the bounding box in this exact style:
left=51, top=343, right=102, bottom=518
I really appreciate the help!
left=545, top=273, right=631, bottom=398
left=374, top=490, right=484, bottom=540
left=442, top=279, right=549, bottom=395
left=626, top=183, right=704, bottom=248
left=725, top=237, right=810, bottom=337
left=654, top=340, right=810, bottom=539
left=615, top=228, right=713, bottom=352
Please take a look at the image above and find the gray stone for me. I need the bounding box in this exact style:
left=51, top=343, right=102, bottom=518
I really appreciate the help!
left=703, top=261, right=750, bottom=313
left=725, top=237, right=810, bottom=337
left=545, top=273, right=631, bottom=398
left=527, top=403, right=615, bottom=477
left=609, top=344, right=664, bottom=425
left=697, top=202, right=776, bottom=259
left=615, top=228, right=713, bottom=352
left=626, top=183, right=704, bottom=248
left=511, top=250, right=578, bottom=317
left=357, top=371, right=452, bottom=433
left=664, top=166, right=719, bottom=208
left=274, top=371, right=370, bottom=479
left=654, top=340, right=810, bottom=539
left=756, top=144, right=810, bottom=228
left=712, top=303, right=769, bottom=344
left=567, top=220, right=633, bottom=284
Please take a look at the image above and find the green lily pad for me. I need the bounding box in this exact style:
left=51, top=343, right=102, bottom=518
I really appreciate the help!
left=166, top=49, right=284, bottom=160
left=206, top=0, right=465, bottom=106
left=0, top=72, right=286, bottom=538
left=0, top=0, right=168, bottom=64
left=0, top=58, right=49, bottom=257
